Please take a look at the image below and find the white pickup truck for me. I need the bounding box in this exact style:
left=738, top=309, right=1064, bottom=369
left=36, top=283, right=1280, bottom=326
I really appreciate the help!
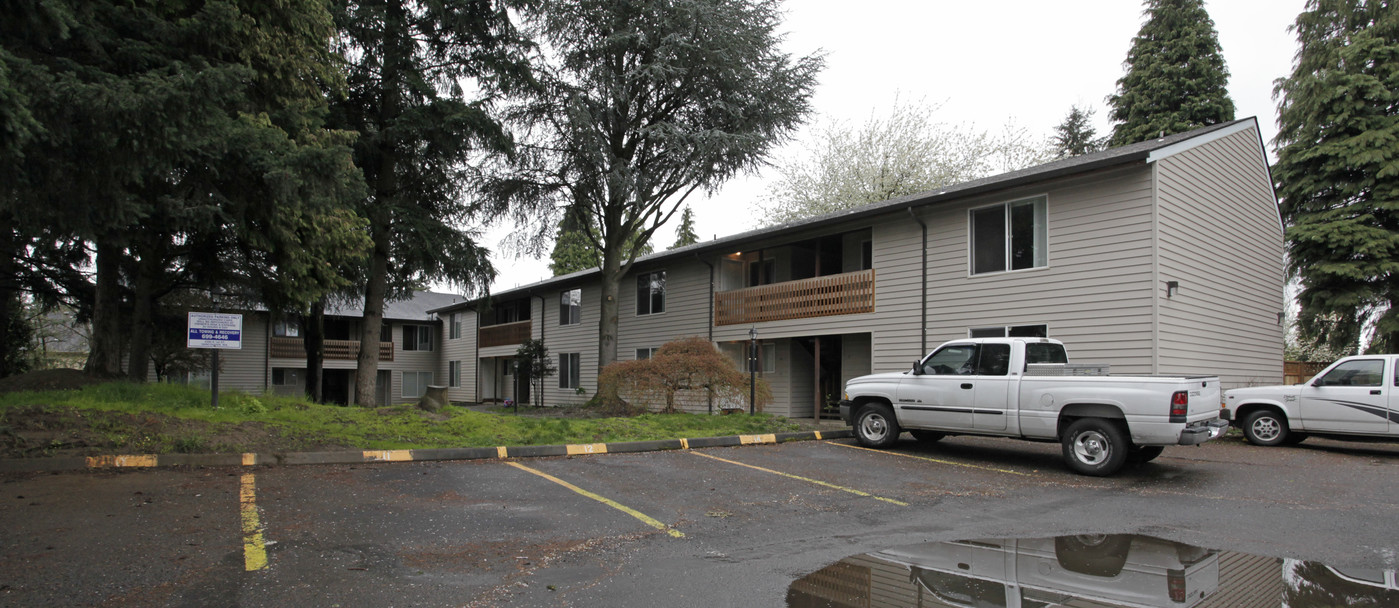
left=838, top=338, right=1228, bottom=476
left=1223, top=354, right=1399, bottom=446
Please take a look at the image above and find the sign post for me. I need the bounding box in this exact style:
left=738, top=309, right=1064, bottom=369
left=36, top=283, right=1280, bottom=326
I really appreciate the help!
left=188, top=312, right=243, bottom=408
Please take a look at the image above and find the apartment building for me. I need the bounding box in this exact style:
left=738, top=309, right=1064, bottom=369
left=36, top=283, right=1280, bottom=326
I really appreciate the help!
left=221, top=118, right=1286, bottom=416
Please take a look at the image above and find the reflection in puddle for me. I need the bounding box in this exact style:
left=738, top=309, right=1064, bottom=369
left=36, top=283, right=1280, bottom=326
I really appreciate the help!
left=788, top=534, right=1399, bottom=607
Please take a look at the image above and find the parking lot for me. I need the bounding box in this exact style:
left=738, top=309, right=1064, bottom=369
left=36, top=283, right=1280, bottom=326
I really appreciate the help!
left=3, top=433, right=1399, bottom=607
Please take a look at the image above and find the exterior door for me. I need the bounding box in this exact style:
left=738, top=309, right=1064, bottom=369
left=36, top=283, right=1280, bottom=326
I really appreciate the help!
left=971, top=343, right=1012, bottom=431
left=1300, top=358, right=1390, bottom=434
left=897, top=344, right=978, bottom=430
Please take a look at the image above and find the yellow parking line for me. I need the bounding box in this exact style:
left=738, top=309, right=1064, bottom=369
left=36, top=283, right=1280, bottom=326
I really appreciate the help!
left=239, top=473, right=269, bottom=571
left=689, top=451, right=908, bottom=506
left=825, top=441, right=1033, bottom=476
left=506, top=462, right=684, bottom=538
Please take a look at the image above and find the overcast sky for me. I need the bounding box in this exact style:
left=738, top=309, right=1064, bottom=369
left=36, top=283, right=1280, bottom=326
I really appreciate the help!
left=480, top=0, right=1308, bottom=293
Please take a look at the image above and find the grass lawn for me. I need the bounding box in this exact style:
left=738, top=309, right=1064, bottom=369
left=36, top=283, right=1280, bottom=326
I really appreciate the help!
left=0, top=381, right=804, bottom=458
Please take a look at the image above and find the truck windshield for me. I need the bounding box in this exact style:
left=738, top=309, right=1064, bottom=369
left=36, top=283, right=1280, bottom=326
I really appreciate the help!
left=1025, top=343, right=1068, bottom=365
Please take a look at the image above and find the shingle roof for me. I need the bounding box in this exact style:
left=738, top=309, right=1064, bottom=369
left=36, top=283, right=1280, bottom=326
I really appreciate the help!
left=434, top=118, right=1256, bottom=311
left=326, top=291, right=464, bottom=322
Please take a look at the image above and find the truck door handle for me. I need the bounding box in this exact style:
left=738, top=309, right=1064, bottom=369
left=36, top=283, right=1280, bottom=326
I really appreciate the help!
left=961, top=383, right=973, bottom=390
left=1372, top=390, right=1382, bottom=395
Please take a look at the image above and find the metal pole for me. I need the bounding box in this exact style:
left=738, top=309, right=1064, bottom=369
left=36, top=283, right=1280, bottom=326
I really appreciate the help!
left=749, top=327, right=757, bottom=415
left=211, top=350, right=220, bottom=409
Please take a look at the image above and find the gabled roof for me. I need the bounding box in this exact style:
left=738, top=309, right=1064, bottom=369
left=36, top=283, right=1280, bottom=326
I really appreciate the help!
left=435, top=118, right=1261, bottom=311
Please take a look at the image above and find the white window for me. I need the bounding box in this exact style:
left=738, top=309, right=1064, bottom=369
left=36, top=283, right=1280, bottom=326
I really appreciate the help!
left=272, top=368, right=300, bottom=386
left=636, top=347, right=658, bottom=360
left=403, top=324, right=433, bottom=351
left=560, top=289, right=581, bottom=326
left=969, top=324, right=1048, bottom=338
left=273, top=319, right=301, bottom=337
left=636, top=271, right=666, bottom=315
left=449, top=361, right=461, bottom=388
left=449, top=313, right=461, bottom=340
left=402, top=371, right=433, bottom=398
left=971, top=195, right=1047, bottom=275
left=559, top=353, right=581, bottom=389
left=746, top=342, right=776, bottom=373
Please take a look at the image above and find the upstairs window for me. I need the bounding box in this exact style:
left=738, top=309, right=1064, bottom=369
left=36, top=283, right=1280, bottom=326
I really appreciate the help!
left=273, top=320, right=301, bottom=337
left=449, top=313, right=461, bottom=340
left=560, top=289, right=581, bottom=326
left=971, top=196, right=1047, bottom=275
left=636, top=271, right=666, bottom=315
left=403, top=324, right=433, bottom=351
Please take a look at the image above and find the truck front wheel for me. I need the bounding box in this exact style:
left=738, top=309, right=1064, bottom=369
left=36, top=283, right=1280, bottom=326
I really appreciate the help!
left=854, top=403, right=901, bottom=448
left=1061, top=419, right=1128, bottom=476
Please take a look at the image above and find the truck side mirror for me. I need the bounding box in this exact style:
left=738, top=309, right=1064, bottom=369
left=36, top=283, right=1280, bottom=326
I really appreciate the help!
left=911, top=360, right=923, bottom=375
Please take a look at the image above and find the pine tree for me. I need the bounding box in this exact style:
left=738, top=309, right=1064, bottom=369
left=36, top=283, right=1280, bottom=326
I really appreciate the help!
left=1274, top=0, right=1399, bottom=353
left=670, top=206, right=700, bottom=249
left=549, top=212, right=598, bottom=276
left=1107, top=0, right=1236, bottom=147
left=1052, top=106, right=1105, bottom=158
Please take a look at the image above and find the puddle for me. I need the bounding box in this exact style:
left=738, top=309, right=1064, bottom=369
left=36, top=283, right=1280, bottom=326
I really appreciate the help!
left=788, top=534, right=1398, bottom=607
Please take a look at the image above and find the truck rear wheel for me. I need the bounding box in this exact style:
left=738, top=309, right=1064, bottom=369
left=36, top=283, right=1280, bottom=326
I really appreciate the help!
left=1061, top=419, right=1128, bottom=476
left=854, top=403, right=901, bottom=448
left=1242, top=409, right=1289, bottom=446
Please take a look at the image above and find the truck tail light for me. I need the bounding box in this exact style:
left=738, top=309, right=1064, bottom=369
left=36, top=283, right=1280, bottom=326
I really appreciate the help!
left=1167, top=568, right=1187, bottom=602
left=1170, top=391, right=1189, bottom=423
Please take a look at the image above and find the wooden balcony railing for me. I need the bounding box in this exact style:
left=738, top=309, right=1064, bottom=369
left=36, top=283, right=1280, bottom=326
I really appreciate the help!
left=479, top=320, right=532, bottom=348
left=714, top=269, right=875, bottom=326
left=270, top=337, right=395, bottom=362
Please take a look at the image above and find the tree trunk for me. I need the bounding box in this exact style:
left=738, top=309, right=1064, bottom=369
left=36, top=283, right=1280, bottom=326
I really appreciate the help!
left=355, top=221, right=391, bottom=406
left=596, top=250, right=623, bottom=375
left=125, top=234, right=167, bottom=382
left=85, top=237, right=124, bottom=377
left=303, top=299, right=325, bottom=403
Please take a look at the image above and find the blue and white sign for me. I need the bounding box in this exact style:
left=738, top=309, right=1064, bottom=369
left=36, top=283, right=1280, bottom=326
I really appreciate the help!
left=188, top=312, right=243, bottom=349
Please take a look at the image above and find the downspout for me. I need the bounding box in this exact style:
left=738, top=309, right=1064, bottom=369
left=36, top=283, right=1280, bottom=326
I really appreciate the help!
left=698, top=254, right=715, bottom=414
left=908, top=208, right=928, bottom=355
left=532, top=293, right=546, bottom=409
left=473, top=306, right=480, bottom=404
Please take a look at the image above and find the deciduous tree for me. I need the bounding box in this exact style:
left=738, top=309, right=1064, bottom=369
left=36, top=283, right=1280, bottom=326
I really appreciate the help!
left=598, top=336, right=770, bottom=413
left=1274, top=0, right=1399, bottom=353
left=1107, top=0, right=1236, bottom=146
left=760, top=99, right=1052, bottom=225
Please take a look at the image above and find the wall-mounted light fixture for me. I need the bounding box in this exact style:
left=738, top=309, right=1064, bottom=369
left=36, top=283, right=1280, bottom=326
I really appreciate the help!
left=1165, top=281, right=1180, bottom=298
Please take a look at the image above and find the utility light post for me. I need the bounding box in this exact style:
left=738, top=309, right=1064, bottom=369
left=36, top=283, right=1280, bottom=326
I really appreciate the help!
left=748, top=327, right=757, bottom=415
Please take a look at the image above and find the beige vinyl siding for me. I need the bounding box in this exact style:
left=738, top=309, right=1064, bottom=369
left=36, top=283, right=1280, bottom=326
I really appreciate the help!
left=919, top=166, right=1158, bottom=372
left=388, top=321, right=442, bottom=404
left=538, top=286, right=599, bottom=407
left=786, top=339, right=815, bottom=418
left=440, top=310, right=478, bottom=403
left=1154, top=126, right=1285, bottom=388
left=612, top=259, right=715, bottom=412
left=841, top=333, right=872, bottom=388
left=213, top=312, right=271, bottom=392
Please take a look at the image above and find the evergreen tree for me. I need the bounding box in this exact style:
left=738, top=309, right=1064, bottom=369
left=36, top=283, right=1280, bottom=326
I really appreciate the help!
left=331, top=0, right=532, bottom=405
left=1052, top=106, right=1105, bottom=158
left=484, top=0, right=820, bottom=376
left=670, top=206, right=701, bottom=249
left=1107, top=0, right=1236, bottom=147
left=549, top=211, right=598, bottom=276
left=1274, top=0, right=1399, bottom=353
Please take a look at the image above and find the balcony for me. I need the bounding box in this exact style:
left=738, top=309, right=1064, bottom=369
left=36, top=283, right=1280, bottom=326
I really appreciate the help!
left=270, top=337, right=395, bottom=362
left=714, top=269, right=875, bottom=326
left=479, top=320, right=532, bottom=348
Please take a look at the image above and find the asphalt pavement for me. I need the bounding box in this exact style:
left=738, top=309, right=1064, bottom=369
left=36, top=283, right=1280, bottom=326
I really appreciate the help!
left=3, top=432, right=1398, bottom=606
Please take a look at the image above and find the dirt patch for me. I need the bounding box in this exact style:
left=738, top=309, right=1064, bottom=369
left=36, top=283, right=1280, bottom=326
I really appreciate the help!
left=0, top=369, right=110, bottom=394
left=0, top=405, right=355, bottom=459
